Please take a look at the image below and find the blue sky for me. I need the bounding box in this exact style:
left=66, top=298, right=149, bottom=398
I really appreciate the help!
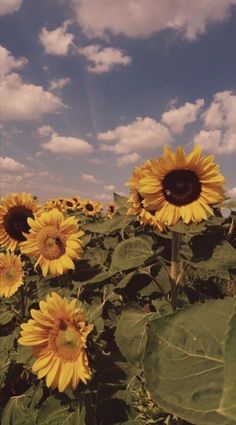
left=1, top=0, right=236, bottom=202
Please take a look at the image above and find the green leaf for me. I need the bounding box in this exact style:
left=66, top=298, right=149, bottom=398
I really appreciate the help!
left=0, top=303, right=14, bottom=325
left=144, top=298, right=236, bottom=425
left=110, top=237, right=153, bottom=272
left=85, top=213, right=129, bottom=234
left=168, top=221, right=207, bottom=234
left=115, top=307, right=159, bottom=369
left=1, top=388, right=37, bottom=425
left=103, top=235, right=119, bottom=249
left=84, top=247, right=108, bottom=268
left=218, top=307, right=236, bottom=421
left=0, top=332, right=17, bottom=388
left=189, top=240, right=236, bottom=279
left=37, top=396, right=76, bottom=425
left=114, top=193, right=129, bottom=208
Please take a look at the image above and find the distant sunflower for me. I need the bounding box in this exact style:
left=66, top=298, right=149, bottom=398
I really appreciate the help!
left=140, top=145, right=226, bottom=226
left=80, top=199, right=102, bottom=217
left=64, top=198, right=77, bottom=212
left=20, top=209, right=84, bottom=277
left=0, top=252, right=24, bottom=297
left=126, top=163, right=166, bottom=232
left=18, top=292, right=93, bottom=392
left=106, top=202, right=117, bottom=219
left=44, top=198, right=67, bottom=213
left=72, top=195, right=81, bottom=210
left=0, top=193, right=41, bottom=251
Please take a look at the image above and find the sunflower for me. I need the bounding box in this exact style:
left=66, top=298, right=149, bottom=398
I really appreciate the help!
left=126, top=163, right=166, bottom=232
left=106, top=202, right=117, bottom=219
left=44, top=198, right=67, bottom=213
left=72, top=195, right=81, bottom=210
left=0, top=193, right=41, bottom=251
left=64, top=198, right=77, bottom=212
left=80, top=199, right=102, bottom=217
left=0, top=252, right=24, bottom=297
left=139, top=145, right=226, bottom=226
left=18, top=292, right=93, bottom=392
left=20, top=209, right=84, bottom=277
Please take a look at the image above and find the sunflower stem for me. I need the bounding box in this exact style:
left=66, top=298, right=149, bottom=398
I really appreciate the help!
left=19, top=286, right=25, bottom=319
left=170, top=231, right=182, bottom=310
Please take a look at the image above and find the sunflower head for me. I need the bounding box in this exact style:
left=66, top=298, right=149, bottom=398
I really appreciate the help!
left=0, top=252, right=24, bottom=297
left=44, top=198, right=67, bottom=213
left=139, top=145, right=226, bottom=226
left=0, top=193, right=41, bottom=251
left=106, top=202, right=117, bottom=219
left=20, top=209, right=84, bottom=277
left=18, top=292, right=94, bottom=392
left=72, top=195, right=81, bottom=210
left=64, top=198, right=77, bottom=212
left=126, top=162, right=166, bottom=231
left=80, top=199, right=102, bottom=217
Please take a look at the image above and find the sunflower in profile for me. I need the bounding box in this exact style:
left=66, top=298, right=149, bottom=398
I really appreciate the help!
left=106, top=202, right=117, bottom=219
left=0, top=193, right=41, bottom=251
left=44, top=198, right=67, bottom=213
left=139, top=145, right=225, bottom=226
left=80, top=199, right=102, bottom=217
left=0, top=252, right=24, bottom=297
left=126, top=162, right=166, bottom=232
left=18, top=292, right=94, bottom=392
left=72, top=195, right=81, bottom=210
left=20, top=209, right=84, bottom=277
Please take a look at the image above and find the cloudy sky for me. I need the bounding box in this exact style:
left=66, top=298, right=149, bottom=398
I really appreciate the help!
left=1, top=0, right=236, bottom=202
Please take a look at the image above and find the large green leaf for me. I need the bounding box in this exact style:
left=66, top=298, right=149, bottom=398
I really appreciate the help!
left=0, top=303, right=14, bottom=325
left=85, top=213, right=129, bottom=234
left=113, top=193, right=129, bottom=208
left=115, top=307, right=159, bottom=369
left=110, top=237, right=153, bottom=272
left=143, top=298, right=236, bottom=425
left=218, top=307, right=236, bottom=421
left=37, top=396, right=85, bottom=425
left=1, top=387, right=40, bottom=425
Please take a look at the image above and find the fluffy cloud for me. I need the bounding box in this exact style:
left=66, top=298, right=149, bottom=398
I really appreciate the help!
left=42, top=133, right=93, bottom=155
left=81, top=173, right=99, bottom=183
left=98, top=117, right=171, bottom=154
left=0, top=45, right=27, bottom=78
left=0, top=0, right=22, bottom=15
left=0, top=73, right=64, bottom=121
left=0, top=156, right=26, bottom=173
left=71, top=0, right=236, bottom=41
left=194, top=91, right=236, bottom=154
left=78, top=45, right=131, bottom=73
left=39, top=22, right=74, bottom=55
left=0, top=45, right=64, bottom=121
left=37, top=125, right=54, bottom=138
left=117, top=153, right=141, bottom=167
left=49, top=77, right=71, bottom=91
left=227, top=187, right=236, bottom=199
left=95, top=193, right=112, bottom=201
left=162, top=99, right=204, bottom=134
left=104, top=184, right=115, bottom=191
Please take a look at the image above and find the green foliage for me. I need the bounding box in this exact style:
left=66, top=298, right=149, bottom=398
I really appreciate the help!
left=143, top=298, right=236, bottom=425
left=1, top=193, right=236, bottom=425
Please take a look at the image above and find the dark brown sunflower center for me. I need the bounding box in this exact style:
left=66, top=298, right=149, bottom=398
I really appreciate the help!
left=109, top=205, right=115, bottom=213
left=86, top=204, right=94, bottom=211
left=66, top=201, right=73, bottom=207
left=4, top=206, right=33, bottom=242
left=162, top=169, right=201, bottom=206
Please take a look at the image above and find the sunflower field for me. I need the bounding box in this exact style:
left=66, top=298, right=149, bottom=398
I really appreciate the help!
left=0, top=145, right=236, bottom=425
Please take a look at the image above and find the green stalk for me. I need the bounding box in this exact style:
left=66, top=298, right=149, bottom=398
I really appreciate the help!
left=170, top=231, right=182, bottom=310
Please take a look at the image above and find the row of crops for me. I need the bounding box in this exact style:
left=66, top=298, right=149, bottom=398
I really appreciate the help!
left=0, top=145, right=236, bottom=425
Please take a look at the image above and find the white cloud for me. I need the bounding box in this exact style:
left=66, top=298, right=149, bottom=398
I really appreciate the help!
left=42, top=133, right=93, bottom=155
left=39, top=22, right=74, bottom=55
left=117, top=153, right=141, bottom=167
left=104, top=184, right=115, bottom=191
left=90, top=157, right=104, bottom=164
left=0, top=45, right=27, bottom=78
left=37, top=125, right=54, bottom=138
left=78, top=44, right=131, bottom=73
left=0, top=45, right=64, bottom=122
left=98, top=117, right=171, bottom=154
left=194, top=91, right=236, bottom=154
left=71, top=0, right=236, bottom=41
left=49, top=77, right=71, bottom=91
left=228, top=187, right=236, bottom=199
left=0, top=73, right=64, bottom=121
left=0, top=0, right=22, bottom=15
left=95, top=193, right=112, bottom=201
left=0, top=156, right=26, bottom=173
left=81, top=173, right=99, bottom=183
left=162, top=99, right=204, bottom=134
